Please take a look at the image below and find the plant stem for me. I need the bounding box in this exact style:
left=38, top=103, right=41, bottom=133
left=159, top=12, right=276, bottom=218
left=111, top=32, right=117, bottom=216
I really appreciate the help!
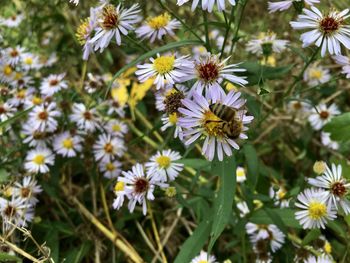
left=202, top=11, right=212, bottom=52
left=230, top=0, right=248, bottom=55
left=220, top=7, right=235, bottom=58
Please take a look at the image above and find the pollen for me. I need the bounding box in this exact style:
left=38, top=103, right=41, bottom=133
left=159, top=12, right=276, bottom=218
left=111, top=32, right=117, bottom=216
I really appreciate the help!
left=153, top=56, right=175, bottom=74
left=324, top=241, right=332, bottom=254
left=3, top=65, right=13, bottom=76
left=309, top=69, right=323, bottom=80
left=156, top=155, right=171, bottom=168
left=100, top=4, right=119, bottom=30
left=147, top=13, right=171, bottom=29
left=104, top=143, right=114, bottom=153
left=202, top=110, right=224, bottom=137
left=62, top=138, right=74, bottom=149
left=168, top=113, right=178, bottom=124
left=106, top=162, right=115, bottom=171
left=24, top=57, right=33, bottom=65
left=33, top=154, right=45, bottom=165
left=114, top=181, right=124, bottom=192
left=278, top=189, right=287, bottom=199
left=76, top=18, right=90, bottom=45
left=308, top=202, right=327, bottom=220
left=17, top=89, right=26, bottom=99
left=112, top=124, right=121, bottom=132
left=32, top=96, right=43, bottom=105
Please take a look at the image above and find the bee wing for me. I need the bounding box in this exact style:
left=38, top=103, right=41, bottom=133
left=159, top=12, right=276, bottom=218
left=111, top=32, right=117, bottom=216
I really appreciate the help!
left=236, top=110, right=245, bottom=122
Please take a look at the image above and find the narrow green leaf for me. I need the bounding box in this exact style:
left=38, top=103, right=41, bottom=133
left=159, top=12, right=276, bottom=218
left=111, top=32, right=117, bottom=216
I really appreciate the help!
left=0, top=107, right=33, bottom=129
left=64, top=242, right=92, bottom=263
left=301, top=229, right=321, bottom=246
left=106, top=40, right=202, bottom=94
left=176, top=159, right=211, bottom=171
left=174, top=218, right=212, bottom=263
left=243, top=144, right=259, bottom=191
left=0, top=253, right=22, bottom=262
left=264, top=208, right=287, bottom=233
left=208, top=155, right=236, bottom=253
left=324, top=113, right=350, bottom=141
left=250, top=208, right=301, bottom=229
left=45, top=226, right=59, bottom=262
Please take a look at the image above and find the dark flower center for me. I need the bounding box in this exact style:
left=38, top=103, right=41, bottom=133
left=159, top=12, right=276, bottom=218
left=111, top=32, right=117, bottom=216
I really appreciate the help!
left=134, top=178, right=149, bottom=194
left=49, top=79, right=59, bottom=86
left=164, top=91, right=185, bottom=115
left=320, top=16, right=341, bottom=35
left=319, top=111, right=329, bottom=119
left=4, top=205, right=16, bottom=217
left=197, top=62, right=220, bottom=83
left=83, top=111, right=92, bottom=120
left=331, top=181, right=347, bottom=197
left=10, top=50, right=19, bottom=57
left=0, top=106, right=6, bottom=114
left=101, top=5, right=119, bottom=30
left=38, top=111, right=48, bottom=120
left=21, top=187, right=31, bottom=198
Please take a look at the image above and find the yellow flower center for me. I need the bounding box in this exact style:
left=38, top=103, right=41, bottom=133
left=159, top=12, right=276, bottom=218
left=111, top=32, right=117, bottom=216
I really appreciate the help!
left=114, top=181, right=124, bottom=192
left=17, top=90, right=26, bottom=99
left=33, top=154, right=45, bottom=165
left=313, top=161, right=326, bottom=175
left=308, top=202, right=327, bottom=220
left=198, top=261, right=208, bottom=263
left=104, top=143, right=114, bottom=153
left=202, top=110, right=224, bottom=137
left=156, top=155, right=171, bottom=168
left=32, top=96, right=43, bottom=105
left=112, top=124, right=121, bottom=132
left=3, top=65, right=12, bottom=76
left=147, top=13, right=171, bottom=29
left=324, top=241, right=332, bottom=254
left=278, top=189, right=286, bottom=199
left=62, top=138, right=73, bottom=149
left=309, top=69, right=323, bottom=80
left=236, top=168, right=245, bottom=178
left=168, top=113, right=178, bottom=124
left=106, top=162, right=115, bottom=171
left=76, top=18, right=90, bottom=45
left=24, top=57, right=33, bottom=65
left=14, top=72, right=23, bottom=80
left=153, top=56, right=175, bottom=74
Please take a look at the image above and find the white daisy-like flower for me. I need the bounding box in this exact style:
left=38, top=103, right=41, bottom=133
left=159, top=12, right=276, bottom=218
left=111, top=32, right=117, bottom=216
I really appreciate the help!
left=333, top=54, right=350, bottom=78
left=236, top=166, right=247, bottom=183
left=0, top=102, right=16, bottom=122
left=8, top=88, right=35, bottom=107
left=105, top=119, right=128, bottom=138
left=69, top=0, right=79, bottom=5
left=24, top=147, right=55, bottom=174
left=0, top=13, right=24, bottom=28
left=106, top=99, right=126, bottom=118
left=90, top=3, right=141, bottom=52
left=305, top=255, right=333, bottom=263
left=190, top=250, right=217, bottom=263
left=2, top=46, right=25, bottom=66
left=177, top=0, right=236, bottom=13
left=70, top=103, right=101, bottom=132
left=27, top=102, right=61, bottom=132
left=99, top=160, right=122, bottom=179
left=112, top=181, right=128, bottom=210
left=10, top=73, right=34, bottom=89
left=155, top=84, right=188, bottom=112
left=321, top=132, right=339, bottom=150
left=184, top=53, right=247, bottom=102
left=269, top=185, right=290, bottom=208
left=145, top=149, right=184, bottom=182
left=13, top=176, right=42, bottom=205
left=21, top=124, right=48, bottom=148
left=178, top=91, right=254, bottom=161
left=161, top=113, right=184, bottom=140
left=0, top=63, right=15, bottom=83
left=308, top=163, right=350, bottom=214
left=114, top=163, right=167, bottom=215
left=303, top=64, right=330, bottom=87
left=40, top=73, right=68, bottom=96
left=237, top=201, right=250, bottom=217
left=21, top=52, right=42, bottom=71
left=0, top=196, right=34, bottom=230
left=246, top=32, right=289, bottom=56
left=53, top=131, right=83, bottom=157
left=287, top=99, right=311, bottom=118
left=308, top=103, right=340, bottom=130
left=136, top=53, right=192, bottom=90
left=84, top=73, right=104, bottom=94
left=136, top=13, right=181, bottom=43
left=295, top=188, right=336, bottom=229
left=93, top=133, right=125, bottom=162
left=290, top=7, right=350, bottom=57
left=268, top=0, right=319, bottom=13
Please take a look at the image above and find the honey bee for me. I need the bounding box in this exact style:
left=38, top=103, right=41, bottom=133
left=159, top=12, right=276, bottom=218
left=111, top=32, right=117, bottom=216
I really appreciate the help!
left=207, top=103, right=243, bottom=139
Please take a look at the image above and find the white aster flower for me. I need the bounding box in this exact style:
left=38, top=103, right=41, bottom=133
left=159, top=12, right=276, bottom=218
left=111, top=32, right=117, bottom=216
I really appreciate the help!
left=13, top=176, right=42, bottom=205
left=21, top=124, right=48, bottom=148
left=287, top=99, right=311, bottom=118
left=136, top=53, right=192, bottom=90
left=269, top=185, right=290, bottom=208
left=308, top=163, right=350, bottom=214
left=70, top=103, right=101, bottom=132
left=105, top=119, right=128, bottom=138
left=90, top=4, right=141, bottom=52
left=40, top=73, right=68, bottom=96
left=2, top=46, right=25, bottom=66
left=24, top=147, right=55, bottom=174
left=27, top=102, right=61, bottom=132
left=333, top=54, right=350, bottom=78
left=0, top=196, right=34, bottom=230
left=290, top=7, right=350, bottom=57
left=246, top=32, right=289, bottom=56
left=53, top=131, right=83, bottom=157
left=178, top=91, right=254, bottom=161
left=0, top=13, right=24, bottom=27
left=0, top=102, right=16, bottom=122
left=295, top=188, right=336, bottom=229
left=21, top=53, right=42, bottom=71
left=136, top=13, right=181, bottom=43
left=10, top=73, right=34, bottom=89
left=93, top=133, right=125, bottom=162
left=268, top=0, right=319, bottom=13
left=177, top=0, right=236, bottom=13
left=114, top=163, right=167, bottom=215
left=190, top=251, right=217, bottom=263
left=237, top=201, right=250, bottom=217
left=305, top=255, right=333, bottom=263
left=0, top=63, right=15, bottom=83
left=303, top=64, right=330, bottom=87
left=236, top=166, right=247, bottom=183
left=99, top=160, right=122, bottom=179
left=184, top=53, right=247, bottom=102
left=308, top=103, right=340, bottom=130
left=321, top=132, right=339, bottom=150
left=145, top=149, right=184, bottom=182
left=161, top=113, right=184, bottom=140
left=84, top=73, right=104, bottom=94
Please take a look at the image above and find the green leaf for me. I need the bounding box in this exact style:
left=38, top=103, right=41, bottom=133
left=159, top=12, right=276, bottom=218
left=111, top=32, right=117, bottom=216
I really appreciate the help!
left=264, top=208, right=287, bottom=233
left=0, top=253, right=22, bottom=263
left=0, top=169, right=9, bottom=183
left=208, top=155, right=236, bottom=253
left=63, top=242, right=92, bottom=263
left=324, top=113, right=350, bottom=141
left=174, top=218, right=212, bottom=263
left=106, top=40, right=202, bottom=95
left=0, top=107, right=33, bottom=129
left=250, top=208, right=301, bottom=229
left=238, top=62, right=294, bottom=86
left=243, top=144, right=259, bottom=191
left=45, top=226, right=59, bottom=262
left=301, top=229, right=321, bottom=246
left=177, top=159, right=211, bottom=171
